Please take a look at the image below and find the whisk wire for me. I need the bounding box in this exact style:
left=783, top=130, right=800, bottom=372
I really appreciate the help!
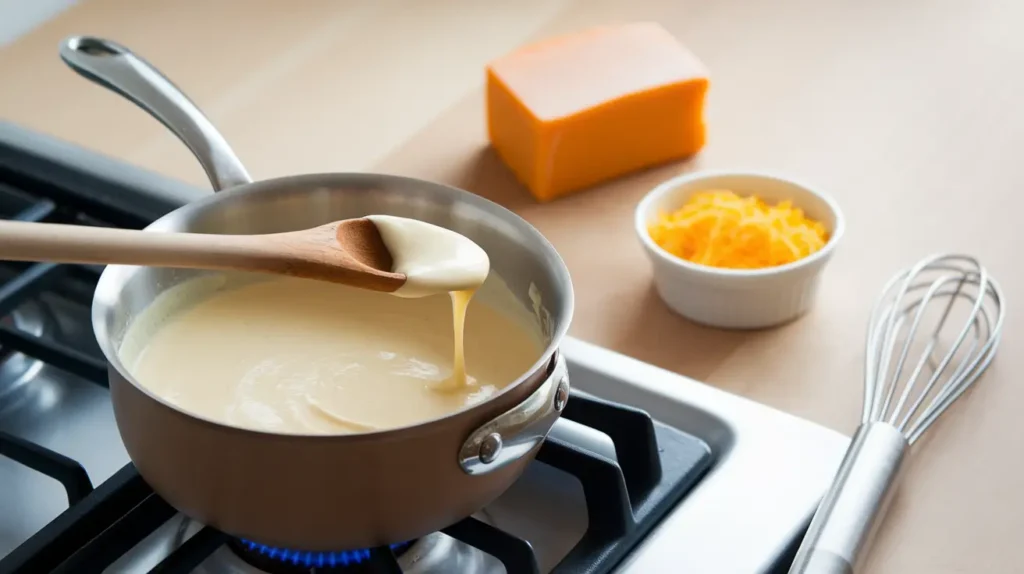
left=906, top=286, right=1001, bottom=443
left=870, top=263, right=926, bottom=423
left=891, top=274, right=971, bottom=432
left=863, top=254, right=1004, bottom=444
left=867, top=255, right=935, bottom=423
left=902, top=286, right=989, bottom=435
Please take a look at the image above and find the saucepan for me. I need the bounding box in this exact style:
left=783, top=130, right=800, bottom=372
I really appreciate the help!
left=60, top=36, right=574, bottom=551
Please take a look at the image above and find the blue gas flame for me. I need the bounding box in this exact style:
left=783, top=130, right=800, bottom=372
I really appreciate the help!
left=238, top=539, right=408, bottom=568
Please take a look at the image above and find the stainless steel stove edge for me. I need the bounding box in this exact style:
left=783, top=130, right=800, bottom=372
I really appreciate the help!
left=559, top=338, right=848, bottom=574
left=0, top=121, right=205, bottom=218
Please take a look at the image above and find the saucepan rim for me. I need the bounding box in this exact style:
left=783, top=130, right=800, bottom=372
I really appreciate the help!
left=92, top=171, right=575, bottom=441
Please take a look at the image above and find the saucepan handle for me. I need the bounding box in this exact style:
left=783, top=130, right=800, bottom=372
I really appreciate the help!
left=458, top=352, right=570, bottom=475
left=59, top=36, right=251, bottom=191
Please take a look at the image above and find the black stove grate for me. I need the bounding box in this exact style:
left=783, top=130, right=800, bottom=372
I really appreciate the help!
left=2, top=392, right=711, bottom=574
left=0, top=172, right=113, bottom=512
left=0, top=127, right=713, bottom=574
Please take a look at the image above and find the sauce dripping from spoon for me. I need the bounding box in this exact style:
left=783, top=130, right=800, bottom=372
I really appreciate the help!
left=366, top=216, right=490, bottom=390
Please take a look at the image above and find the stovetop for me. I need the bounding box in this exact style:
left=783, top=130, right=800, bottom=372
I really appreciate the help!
left=0, top=121, right=849, bottom=573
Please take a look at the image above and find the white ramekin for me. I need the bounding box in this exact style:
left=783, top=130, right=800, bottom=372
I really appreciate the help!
left=635, top=170, right=845, bottom=329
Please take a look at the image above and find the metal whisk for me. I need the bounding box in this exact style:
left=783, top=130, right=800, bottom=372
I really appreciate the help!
left=790, top=253, right=1005, bottom=574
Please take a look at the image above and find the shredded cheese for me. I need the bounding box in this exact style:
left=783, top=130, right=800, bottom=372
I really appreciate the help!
left=647, top=189, right=829, bottom=269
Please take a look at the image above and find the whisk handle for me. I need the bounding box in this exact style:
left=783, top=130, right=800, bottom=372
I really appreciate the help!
left=788, top=422, right=909, bottom=574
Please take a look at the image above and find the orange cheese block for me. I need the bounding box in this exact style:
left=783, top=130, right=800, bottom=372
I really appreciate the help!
left=486, top=22, right=709, bottom=202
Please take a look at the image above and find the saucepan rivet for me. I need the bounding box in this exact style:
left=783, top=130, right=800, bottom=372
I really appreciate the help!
left=479, top=433, right=503, bottom=464
left=554, top=378, right=569, bottom=411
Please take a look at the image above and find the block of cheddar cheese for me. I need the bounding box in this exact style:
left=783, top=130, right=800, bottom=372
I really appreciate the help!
left=486, top=22, right=709, bottom=202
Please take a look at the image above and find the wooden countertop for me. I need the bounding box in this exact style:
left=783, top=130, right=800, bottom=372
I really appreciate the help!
left=1, top=1, right=1021, bottom=572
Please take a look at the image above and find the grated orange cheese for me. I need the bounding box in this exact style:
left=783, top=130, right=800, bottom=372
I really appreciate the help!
left=647, top=190, right=829, bottom=269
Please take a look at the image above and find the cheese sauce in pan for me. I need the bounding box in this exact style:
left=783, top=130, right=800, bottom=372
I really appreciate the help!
left=119, top=218, right=544, bottom=435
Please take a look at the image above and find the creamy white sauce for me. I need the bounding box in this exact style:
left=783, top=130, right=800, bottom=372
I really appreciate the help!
left=368, top=215, right=490, bottom=299
left=119, top=218, right=542, bottom=435
left=120, top=273, right=544, bottom=435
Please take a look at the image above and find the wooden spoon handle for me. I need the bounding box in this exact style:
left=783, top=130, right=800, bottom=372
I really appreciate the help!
left=0, top=220, right=262, bottom=270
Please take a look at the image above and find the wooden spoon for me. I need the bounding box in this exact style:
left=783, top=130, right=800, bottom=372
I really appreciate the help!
left=0, top=218, right=407, bottom=293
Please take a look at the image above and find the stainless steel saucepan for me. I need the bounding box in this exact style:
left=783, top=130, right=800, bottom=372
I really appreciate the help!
left=60, top=36, right=574, bottom=551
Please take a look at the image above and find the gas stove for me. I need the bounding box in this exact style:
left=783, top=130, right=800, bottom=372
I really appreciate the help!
left=0, top=121, right=849, bottom=573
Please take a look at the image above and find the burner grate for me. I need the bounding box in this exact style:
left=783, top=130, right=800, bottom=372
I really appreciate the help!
left=0, top=392, right=711, bottom=574
left=0, top=131, right=180, bottom=531
left=0, top=180, right=111, bottom=514
left=0, top=431, right=93, bottom=506
left=541, top=396, right=711, bottom=573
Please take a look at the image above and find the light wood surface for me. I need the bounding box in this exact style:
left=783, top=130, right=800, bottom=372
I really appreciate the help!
left=2, top=1, right=1022, bottom=572
left=0, top=219, right=405, bottom=291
